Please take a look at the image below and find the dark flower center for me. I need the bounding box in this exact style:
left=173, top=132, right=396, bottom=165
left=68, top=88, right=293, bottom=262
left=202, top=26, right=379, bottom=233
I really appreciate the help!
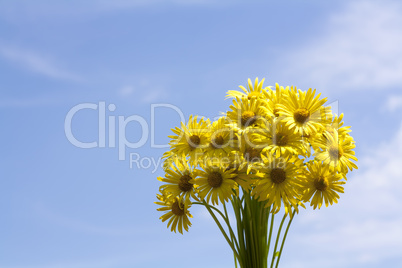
left=274, top=132, right=288, bottom=146
left=211, top=135, right=225, bottom=149
left=208, top=171, right=223, bottom=188
left=294, top=108, right=310, bottom=124
left=314, top=176, right=328, bottom=191
left=188, top=135, right=201, bottom=149
left=178, top=175, right=193, bottom=192
left=329, top=145, right=343, bottom=159
left=241, top=111, right=257, bottom=127
left=244, top=147, right=261, bottom=163
left=270, top=168, right=286, bottom=184
left=171, top=201, right=185, bottom=216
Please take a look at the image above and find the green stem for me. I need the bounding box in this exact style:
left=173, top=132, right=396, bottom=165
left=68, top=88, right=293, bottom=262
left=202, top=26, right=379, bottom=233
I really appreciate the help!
left=266, top=212, right=274, bottom=262
left=193, top=201, right=240, bottom=251
left=232, top=196, right=247, bottom=268
left=244, top=192, right=257, bottom=267
left=193, top=201, right=241, bottom=261
left=275, top=209, right=296, bottom=268
left=224, top=201, right=240, bottom=267
left=270, top=213, right=287, bottom=268
left=261, top=204, right=270, bottom=268
left=193, top=189, right=295, bottom=268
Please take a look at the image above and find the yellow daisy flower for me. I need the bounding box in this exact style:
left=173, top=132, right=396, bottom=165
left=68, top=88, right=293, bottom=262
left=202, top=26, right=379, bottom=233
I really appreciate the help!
left=263, top=83, right=289, bottom=117
left=251, top=120, right=309, bottom=157
left=237, top=130, right=265, bottom=173
left=313, top=131, right=358, bottom=174
left=252, top=153, right=304, bottom=215
left=278, top=87, right=329, bottom=136
left=227, top=97, right=271, bottom=131
left=161, top=150, right=175, bottom=171
left=226, top=163, right=254, bottom=193
left=156, top=195, right=193, bottom=234
left=161, top=150, right=184, bottom=171
left=204, top=116, right=238, bottom=158
left=300, top=161, right=345, bottom=209
left=226, top=77, right=270, bottom=99
left=322, top=113, right=351, bottom=139
left=195, top=160, right=237, bottom=205
left=158, top=157, right=198, bottom=201
left=168, top=115, right=210, bottom=165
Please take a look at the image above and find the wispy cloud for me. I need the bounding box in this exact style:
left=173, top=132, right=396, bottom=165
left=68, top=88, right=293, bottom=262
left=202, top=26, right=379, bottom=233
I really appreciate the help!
left=0, top=0, right=229, bottom=22
left=0, top=257, right=137, bottom=268
left=117, top=79, right=168, bottom=103
left=141, top=88, right=167, bottom=103
left=97, top=0, right=222, bottom=9
left=33, top=202, right=142, bottom=236
left=0, top=46, right=82, bottom=82
left=0, top=97, right=58, bottom=108
left=385, top=95, right=402, bottom=112
left=118, top=85, right=135, bottom=97
left=285, top=0, right=402, bottom=90
left=289, top=121, right=402, bottom=267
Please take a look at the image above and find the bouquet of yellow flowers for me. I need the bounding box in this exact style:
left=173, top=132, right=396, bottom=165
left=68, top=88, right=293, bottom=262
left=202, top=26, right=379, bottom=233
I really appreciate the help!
left=155, top=78, right=358, bottom=268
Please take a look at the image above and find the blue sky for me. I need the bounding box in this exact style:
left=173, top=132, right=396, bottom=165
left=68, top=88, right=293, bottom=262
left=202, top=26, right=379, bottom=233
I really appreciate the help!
left=1, top=0, right=402, bottom=267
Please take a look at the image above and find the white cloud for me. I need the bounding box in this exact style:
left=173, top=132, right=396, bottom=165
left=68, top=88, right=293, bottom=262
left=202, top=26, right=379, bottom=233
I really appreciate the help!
left=97, top=0, right=221, bottom=9
left=32, top=202, right=142, bottom=236
left=287, top=121, right=402, bottom=267
left=0, top=257, right=138, bottom=268
left=118, top=85, right=135, bottom=97
left=117, top=80, right=168, bottom=103
left=286, top=0, right=402, bottom=90
left=0, top=0, right=228, bottom=22
left=0, top=46, right=82, bottom=82
left=141, top=89, right=167, bottom=103
left=0, top=97, right=58, bottom=108
left=385, top=95, right=402, bottom=112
